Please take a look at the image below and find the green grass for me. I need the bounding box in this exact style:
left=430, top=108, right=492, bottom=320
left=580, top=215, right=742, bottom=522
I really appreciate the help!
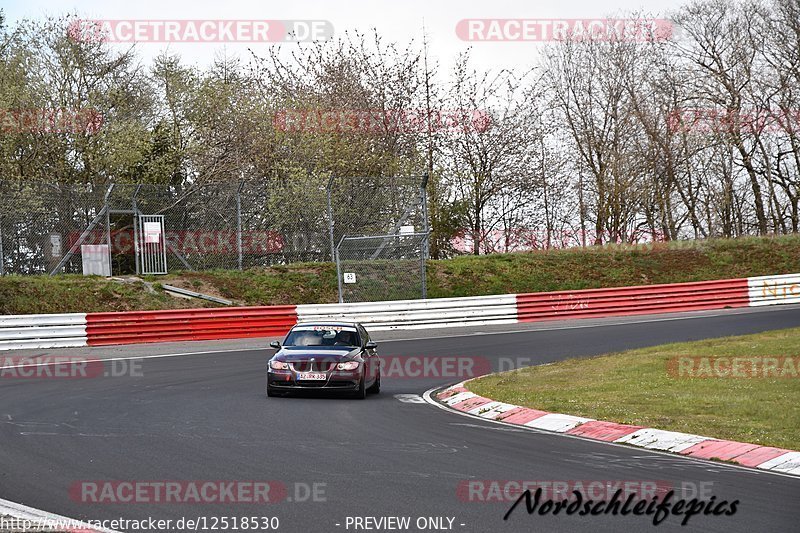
left=161, top=263, right=339, bottom=305
left=2, top=233, right=800, bottom=314
left=469, top=327, right=800, bottom=450
left=0, top=275, right=200, bottom=314
left=426, top=233, right=800, bottom=297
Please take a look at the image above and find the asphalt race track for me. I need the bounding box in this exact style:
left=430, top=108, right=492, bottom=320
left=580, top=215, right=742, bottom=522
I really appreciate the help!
left=2, top=307, right=800, bottom=533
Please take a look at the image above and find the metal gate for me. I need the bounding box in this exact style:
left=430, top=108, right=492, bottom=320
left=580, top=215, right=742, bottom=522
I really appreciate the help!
left=137, top=214, right=168, bottom=274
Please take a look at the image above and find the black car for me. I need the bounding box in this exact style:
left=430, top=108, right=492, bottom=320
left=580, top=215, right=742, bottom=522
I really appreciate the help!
left=266, top=322, right=380, bottom=399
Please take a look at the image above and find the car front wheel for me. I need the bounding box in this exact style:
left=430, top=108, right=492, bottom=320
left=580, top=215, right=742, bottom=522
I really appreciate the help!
left=354, top=375, right=367, bottom=400
left=367, top=372, right=380, bottom=394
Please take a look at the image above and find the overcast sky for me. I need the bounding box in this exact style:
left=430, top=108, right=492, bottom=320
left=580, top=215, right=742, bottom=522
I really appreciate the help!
left=4, top=0, right=690, bottom=71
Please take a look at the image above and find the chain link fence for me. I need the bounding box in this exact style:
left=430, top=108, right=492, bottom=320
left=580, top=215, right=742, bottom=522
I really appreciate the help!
left=0, top=180, right=110, bottom=276
left=0, top=175, right=429, bottom=301
left=335, top=232, right=429, bottom=303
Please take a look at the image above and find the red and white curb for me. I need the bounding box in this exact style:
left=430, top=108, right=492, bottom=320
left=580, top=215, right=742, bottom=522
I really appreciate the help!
left=0, top=496, right=118, bottom=533
left=431, top=382, right=800, bottom=477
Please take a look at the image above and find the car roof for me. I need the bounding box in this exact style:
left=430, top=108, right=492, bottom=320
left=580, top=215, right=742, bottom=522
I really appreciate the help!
left=293, top=321, right=361, bottom=328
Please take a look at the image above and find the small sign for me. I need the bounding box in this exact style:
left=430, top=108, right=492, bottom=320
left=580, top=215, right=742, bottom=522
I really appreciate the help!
left=49, top=234, right=62, bottom=257
left=343, top=272, right=357, bottom=284
left=143, top=221, right=162, bottom=243
left=81, top=244, right=111, bottom=276
left=399, top=225, right=415, bottom=235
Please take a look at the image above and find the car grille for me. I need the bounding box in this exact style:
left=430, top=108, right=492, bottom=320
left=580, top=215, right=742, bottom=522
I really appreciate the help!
left=290, top=361, right=338, bottom=372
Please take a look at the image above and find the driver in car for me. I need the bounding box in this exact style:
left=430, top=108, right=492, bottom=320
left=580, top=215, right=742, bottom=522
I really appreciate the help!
left=334, top=330, right=356, bottom=346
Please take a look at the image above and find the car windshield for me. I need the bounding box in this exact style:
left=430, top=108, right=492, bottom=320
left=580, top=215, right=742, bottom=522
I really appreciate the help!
left=283, top=327, right=359, bottom=347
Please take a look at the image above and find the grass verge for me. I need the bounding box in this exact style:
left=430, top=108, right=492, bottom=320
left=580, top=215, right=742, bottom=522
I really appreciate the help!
left=2, top=233, right=800, bottom=314
left=468, top=327, right=800, bottom=450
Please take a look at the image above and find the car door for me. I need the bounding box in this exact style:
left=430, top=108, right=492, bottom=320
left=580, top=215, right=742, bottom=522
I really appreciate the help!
left=358, top=324, right=377, bottom=384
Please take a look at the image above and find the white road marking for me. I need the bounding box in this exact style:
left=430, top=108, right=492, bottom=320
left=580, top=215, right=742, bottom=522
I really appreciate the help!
left=0, top=496, right=119, bottom=532
left=394, top=394, right=426, bottom=403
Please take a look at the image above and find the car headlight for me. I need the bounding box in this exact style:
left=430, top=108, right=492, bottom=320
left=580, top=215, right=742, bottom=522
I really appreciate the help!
left=336, top=361, right=360, bottom=371
left=270, top=360, right=289, bottom=370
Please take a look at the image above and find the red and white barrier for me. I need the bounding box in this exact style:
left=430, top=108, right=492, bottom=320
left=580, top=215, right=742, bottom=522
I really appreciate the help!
left=85, top=306, right=298, bottom=346
left=748, top=273, right=800, bottom=306
left=0, top=273, right=797, bottom=350
left=295, top=294, right=518, bottom=331
left=516, top=278, right=750, bottom=322
left=0, top=313, right=87, bottom=350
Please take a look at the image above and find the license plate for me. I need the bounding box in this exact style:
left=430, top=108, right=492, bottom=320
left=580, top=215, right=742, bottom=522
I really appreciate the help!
left=297, top=372, right=326, bottom=380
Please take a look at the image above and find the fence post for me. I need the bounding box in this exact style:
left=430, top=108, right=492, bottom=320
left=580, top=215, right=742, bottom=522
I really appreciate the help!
left=0, top=217, right=4, bottom=276
left=236, top=180, right=244, bottom=271
left=327, top=175, right=336, bottom=262
left=420, top=173, right=430, bottom=299
left=132, top=184, right=142, bottom=275
left=105, top=195, right=112, bottom=275
left=335, top=235, right=345, bottom=303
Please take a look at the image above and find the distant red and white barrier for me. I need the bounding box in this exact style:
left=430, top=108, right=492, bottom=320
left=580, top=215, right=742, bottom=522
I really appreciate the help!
left=295, top=294, right=518, bottom=330
left=515, top=278, right=750, bottom=322
left=0, top=273, right=798, bottom=350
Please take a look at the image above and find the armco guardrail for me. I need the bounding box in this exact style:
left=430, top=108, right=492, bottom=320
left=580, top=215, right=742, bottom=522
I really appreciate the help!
left=748, top=273, right=800, bottom=306
left=0, top=313, right=87, bottom=350
left=295, top=294, right=518, bottom=331
left=85, top=306, right=297, bottom=346
left=0, top=273, right=798, bottom=350
left=516, top=278, right=751, bottom=322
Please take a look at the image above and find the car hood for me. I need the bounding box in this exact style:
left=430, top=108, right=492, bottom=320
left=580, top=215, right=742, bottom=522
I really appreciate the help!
left=273, top=346, right=360, bottom=362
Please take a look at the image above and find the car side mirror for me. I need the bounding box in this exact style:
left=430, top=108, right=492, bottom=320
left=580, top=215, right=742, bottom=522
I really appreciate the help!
left=270, top=340, right=281, bottom=349
left=365, top=341, right=377, bottom=350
